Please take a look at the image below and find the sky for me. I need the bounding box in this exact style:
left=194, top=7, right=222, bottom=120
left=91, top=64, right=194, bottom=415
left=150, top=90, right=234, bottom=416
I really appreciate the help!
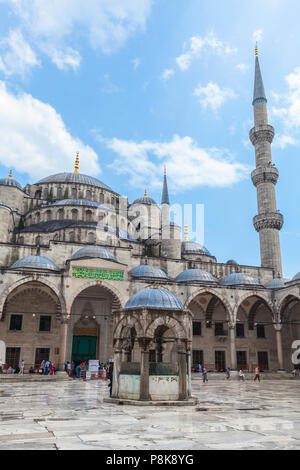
left=0, top=0, right=299, bottom=279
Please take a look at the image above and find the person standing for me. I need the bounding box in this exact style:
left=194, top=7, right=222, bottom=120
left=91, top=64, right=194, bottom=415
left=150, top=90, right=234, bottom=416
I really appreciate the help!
left=239, top=369, right=245, bottom=381
left=202, top=367, right=208, bottom=383
left=108, top=362, right=114, bottom=396
left=20, top=360, right=25, bottom=375
left=0, top=359, right=3, bottom=374
left=66, top=361, right=71, bottom=376
left=254, top=366, right=260, bottom=382
left=225, top=367, right=231, bottom=380
left=44, top=359, right=50, bottom=375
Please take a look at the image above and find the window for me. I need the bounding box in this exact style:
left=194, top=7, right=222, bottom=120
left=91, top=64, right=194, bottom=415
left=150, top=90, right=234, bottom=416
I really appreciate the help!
left=58, top=209, right=64, bottom=220
left=10, top=315, right=22, bottom=331
left=86, top=190, right=91, bottom=199
left=71, top=209, right=78, bottom=221
left=236, top=323, right=245, bottom=338
left=215, top=322, right=227, bottom=336
left=149, top=350, right=156, bottom=362
left=69, top=232, right=75, bottom=242
left=258, top=351, right=269, bottom=370
left=215, top=351, right=226, bottom=372
left=6, top=347, right=20, bottom=368
left=57, top=188, right=62, bottom=199
left=35, top=348, right=50, bottom=367
left=237, top=351, right=247, bottom=370
left=88, top=232, right=95, bottom=244
left=257, top=324, right=266, bottom=338
left=72, top=188, right=77, bottom=198
left=100, top=193, right=104, bottom=204
left=192, top=350, right=203, bottom=366
left=46, top=210, right=51, bottom=221
left=39, top=316, right=51, bottom=332
left=193, top=322, right=202, bottom=336
left=86, top=210, right=92, bottom=222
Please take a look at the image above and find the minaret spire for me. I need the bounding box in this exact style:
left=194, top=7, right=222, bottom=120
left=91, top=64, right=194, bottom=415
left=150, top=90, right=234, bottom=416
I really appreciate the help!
left=8, top=170, right=12, bottom=180
left=74, top=152, right=80, bottom=174
left=161, top=165, right=170, bottom=205
left=249, top=47, right=283, bottom=277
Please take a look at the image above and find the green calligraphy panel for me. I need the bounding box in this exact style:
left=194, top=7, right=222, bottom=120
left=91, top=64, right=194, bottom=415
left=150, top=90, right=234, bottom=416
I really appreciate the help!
left=72, top=267, right=124, bottom=281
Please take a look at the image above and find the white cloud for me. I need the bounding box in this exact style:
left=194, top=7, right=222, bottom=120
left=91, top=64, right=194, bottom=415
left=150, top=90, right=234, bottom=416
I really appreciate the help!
left=253, top=29, right=263, bottom=43
left=193, top=82, right=236, bottom=111
left=236, top=63, right=249, bottom=73
left=132, top=58, right=141, bottom=71
left=0, top=0, right=153, bottom=72
left=100, top=134, right=249, bottom=191
left=160, top=69, right=174, bottom=81
left=273, top=134, right=297, bottom=149
left=176, top=32, right=237, bottom=71
left=0, top=29, right=40, bottom=77
left=0, top=81, right=100, bottom=180
left=100, top=74, right=124, bottom=94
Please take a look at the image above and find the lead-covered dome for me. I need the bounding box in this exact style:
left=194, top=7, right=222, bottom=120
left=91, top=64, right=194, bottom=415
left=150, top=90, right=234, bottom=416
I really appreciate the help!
left=50, top=199, right=102, bottom=208
left=176, top=269, right=218, bottom=283
left=181, top=241, right=212, bottom=257
left=125, top=288, right=183, bottom=310
left=265, top=278, right=286, bottom=289
left=129, top=265, right=168, bottom=279
left=223, top=273, right=261, bottom=286
left=71, top=245, right=117, bottom=262
left=132, top=196, right=157, bottom=206
left=226, top=260, right=238, bottom=266
left=292, top=273, right=300, bottom=281
left=36, top=173, right=117, bottom=193
left=0, top=177, right=22, bottom=190
left=9, top=256, right=59, bottom=271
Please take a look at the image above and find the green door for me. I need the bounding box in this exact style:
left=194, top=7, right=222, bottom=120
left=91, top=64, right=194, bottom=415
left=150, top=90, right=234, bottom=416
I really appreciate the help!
left=72, top=336, right=97, bottom=363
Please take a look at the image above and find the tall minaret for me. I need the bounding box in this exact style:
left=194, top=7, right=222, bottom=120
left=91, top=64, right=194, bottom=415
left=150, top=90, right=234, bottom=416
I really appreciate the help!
left=160, top=166, right=181, bottom=259
left=249, top=45, right=283, bottom=277
left=161, top=165, right=170, bottom=227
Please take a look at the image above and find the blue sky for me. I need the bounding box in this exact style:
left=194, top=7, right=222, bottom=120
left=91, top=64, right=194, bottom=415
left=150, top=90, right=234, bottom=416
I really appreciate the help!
left=0, top=0, right=299, bottom=279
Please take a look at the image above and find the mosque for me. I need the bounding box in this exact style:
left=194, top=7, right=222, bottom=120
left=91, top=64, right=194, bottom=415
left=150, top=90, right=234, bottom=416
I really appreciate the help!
left=0, top=49, right=299, bottom=375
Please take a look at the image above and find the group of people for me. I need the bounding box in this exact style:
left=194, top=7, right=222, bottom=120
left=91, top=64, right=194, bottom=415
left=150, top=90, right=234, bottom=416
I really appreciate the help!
left=64, top=360, right=114, bottom=391
left=193, top=363, right=263, bottom=382
left=0, top=359, right=56, bottom=375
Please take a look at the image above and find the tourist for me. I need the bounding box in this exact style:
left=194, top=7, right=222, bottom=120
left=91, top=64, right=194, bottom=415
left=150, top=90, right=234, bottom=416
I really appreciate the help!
left=29, top=366, right=35, bottom=374
left=7, top=366, right=13, bottom=374
left=226, top=367, right=231, bottom=380
left=239, top=369, right=245, bottom=381
left=75, top=363, right=81, bottom=378
left=199, top=363, right=202, bottom=373
left=108, top=362, right=114, bottom=396
left=66, top=361, right=71, bottom=376
left=20, top=359, right=25, bottom=375
left=40, top=360, right=45, bottom=375
left=44, top=359, right=50, bottom=375
left=0, top=359, right=3, bottom=374
left=50, top=362, right=55, bottom=375
left=254, top=366, right=260, bottom=382
left=14, top=365, right=20, bottom=374
left=202, top=367, right=208, bottom=383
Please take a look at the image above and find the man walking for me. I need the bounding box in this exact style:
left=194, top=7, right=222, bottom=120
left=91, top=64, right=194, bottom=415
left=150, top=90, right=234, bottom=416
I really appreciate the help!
left=254, top=366, right=260, bottom=382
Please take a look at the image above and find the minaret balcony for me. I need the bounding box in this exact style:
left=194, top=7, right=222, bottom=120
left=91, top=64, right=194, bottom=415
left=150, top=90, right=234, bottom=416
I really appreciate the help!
left=249, top=125, right=274, bottom=145
left=253, top=212, right=283, bottom=232
left=251, top=166, right=279, bottom=187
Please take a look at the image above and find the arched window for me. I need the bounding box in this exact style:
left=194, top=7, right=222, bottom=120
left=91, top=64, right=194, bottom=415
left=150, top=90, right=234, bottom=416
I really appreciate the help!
left=43, top=188, right=48, bottom=199
left=36, top=236, right=42, bottom=246
left=71, top=209, right=78, bottom=221
left=107, top=236, right=112, bottom=245
left=46, top=210, right=51, bottom=221
left=58, top=209, right=64, bottom=220
left=35, top=190, right=42, bottom=199
left=72, top=188, right=77, bottom=198
left=86, top=210, right=92, bottom=222
left=57, top=188, right=62, bottom=199
left=88, top=232, right=95, bottom=244
left=27, top=215, right=32, bottom=226
left=69, top=232, right=75, bottom=242
left=35, top=212, right=40, bottom=223
left=99, top=193, right=104, bottom=204
left=18, top=236, right=24, bottom=245
left=86, top=190, right=91, bottom=200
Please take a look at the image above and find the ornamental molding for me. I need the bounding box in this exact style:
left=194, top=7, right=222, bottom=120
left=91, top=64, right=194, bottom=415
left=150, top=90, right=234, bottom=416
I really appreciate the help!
left=253, top=212, right=284, bottom=232
left=251, top=166, right=279, bottom=187
left=249, top=125, right=274, bottom=145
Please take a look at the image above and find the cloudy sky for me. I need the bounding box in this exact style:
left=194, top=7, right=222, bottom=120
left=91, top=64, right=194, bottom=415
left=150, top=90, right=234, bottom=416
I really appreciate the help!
left=0, top=0, right=299, bottom=278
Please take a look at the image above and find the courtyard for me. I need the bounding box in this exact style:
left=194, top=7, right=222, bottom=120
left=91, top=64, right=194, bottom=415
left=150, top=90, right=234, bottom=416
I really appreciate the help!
left=0, top=376, right=299, bottom=450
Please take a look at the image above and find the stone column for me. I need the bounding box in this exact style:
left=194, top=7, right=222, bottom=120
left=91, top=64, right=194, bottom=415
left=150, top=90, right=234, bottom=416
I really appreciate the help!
left=112, top=346, right=122, bottom=398
left=229, top=324, right=237, bottom=370
left=186, top=347, right=192, bottom=397
left=178, top=341, right=187, bottom=401
left=139, top=338, right=151, bottom=401
left=58, top=316, right=69, bottom=370
left=274, top=324, right=284, bottom=370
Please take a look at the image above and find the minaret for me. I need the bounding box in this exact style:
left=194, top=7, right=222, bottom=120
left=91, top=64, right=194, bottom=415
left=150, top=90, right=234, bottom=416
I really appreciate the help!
left=161, top=165, right=170, bottom=228
left=161, top=166, right=181, bottom=259
left=74, top=152, right=80, bottom=174
left=249, top=45, right=283, bottom=277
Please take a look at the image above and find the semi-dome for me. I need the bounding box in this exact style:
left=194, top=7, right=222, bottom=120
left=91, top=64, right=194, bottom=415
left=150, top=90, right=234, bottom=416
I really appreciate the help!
left=9, top=255, right=59, bottom=271
left=265, top=278, right=286, bottom=289
left=292, top=273, right=300, bottom=281
left=0, top=177, right=22, bottom=190
left=223, top=273, right=261, bottom=286
left=36, top=173, right=117, bottom=193
left=71, top=245, right=117, bottom=262
left=176, top=269, right=218, bottom=283
left=129, top=265, right=168, bottom=279
left=226, top=260, right=238, bottom=266
left=51, top=199, right=101, bottom=208
left=124, top=288, right=183, bottom=310
left=181, top=241, right=212, bottom=257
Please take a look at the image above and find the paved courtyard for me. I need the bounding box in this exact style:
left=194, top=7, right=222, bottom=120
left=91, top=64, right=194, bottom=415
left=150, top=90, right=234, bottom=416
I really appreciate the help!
left=0, top=377, right=299, bottom=450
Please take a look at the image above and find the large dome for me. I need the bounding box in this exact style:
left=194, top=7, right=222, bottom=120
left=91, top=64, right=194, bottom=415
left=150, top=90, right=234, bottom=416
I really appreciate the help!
left=36, top=173, right=117, bottom=193
left=129, top=265, right=168, bottom=279
left=176, top=269, right=218, bottom=283
left=124, top=288, right=183, bottom=310
left=71, top=245, right=117, bottom=262
left=223, top=273, right=261, bottom=286
left=9, top=256, right=59, bottom=271
left=132, top=196, right=157, bottom=206
left=181, top=241, right=212, bottom=257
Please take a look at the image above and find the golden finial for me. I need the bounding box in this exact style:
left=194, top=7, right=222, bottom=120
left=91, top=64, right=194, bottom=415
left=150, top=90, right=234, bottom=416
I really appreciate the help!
left=164, top=165, right=167, bottom=176
left=74, top=152, right=79, bottom=174
left=144, top=189, right=147, bottom=198
left=184, top=222, right=189, bottom=242
left=255, top=43, right=258, bottom=57
left=8, top=170, right=12, bottom=180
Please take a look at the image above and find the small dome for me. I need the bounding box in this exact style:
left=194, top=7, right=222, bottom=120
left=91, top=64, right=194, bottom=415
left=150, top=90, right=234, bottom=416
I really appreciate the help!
left=132, top=196, right=157, bottom=206
left=265, top=278, right=286, bottom=289
left=176, top=269, right=218, bottom=283
left=125, top=288, right=183, bottom=310
left=36, top=172, right=117, bottom=193
left=51, top=199, right=101, bottom=208
left=223, top=273, right=261, bottom=286
left=226, top=260, right=238, bottom=266
left=0, top=177, right=22, bottom=190
left=292, top=273, right=300, bottom=281
left=71, top=245, right=117, bottom=262
left=9, top=256, right=59, bottom=271
left=129, top=265, right=168, bottom=279
left=181, top=241, right=212, bottom=257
